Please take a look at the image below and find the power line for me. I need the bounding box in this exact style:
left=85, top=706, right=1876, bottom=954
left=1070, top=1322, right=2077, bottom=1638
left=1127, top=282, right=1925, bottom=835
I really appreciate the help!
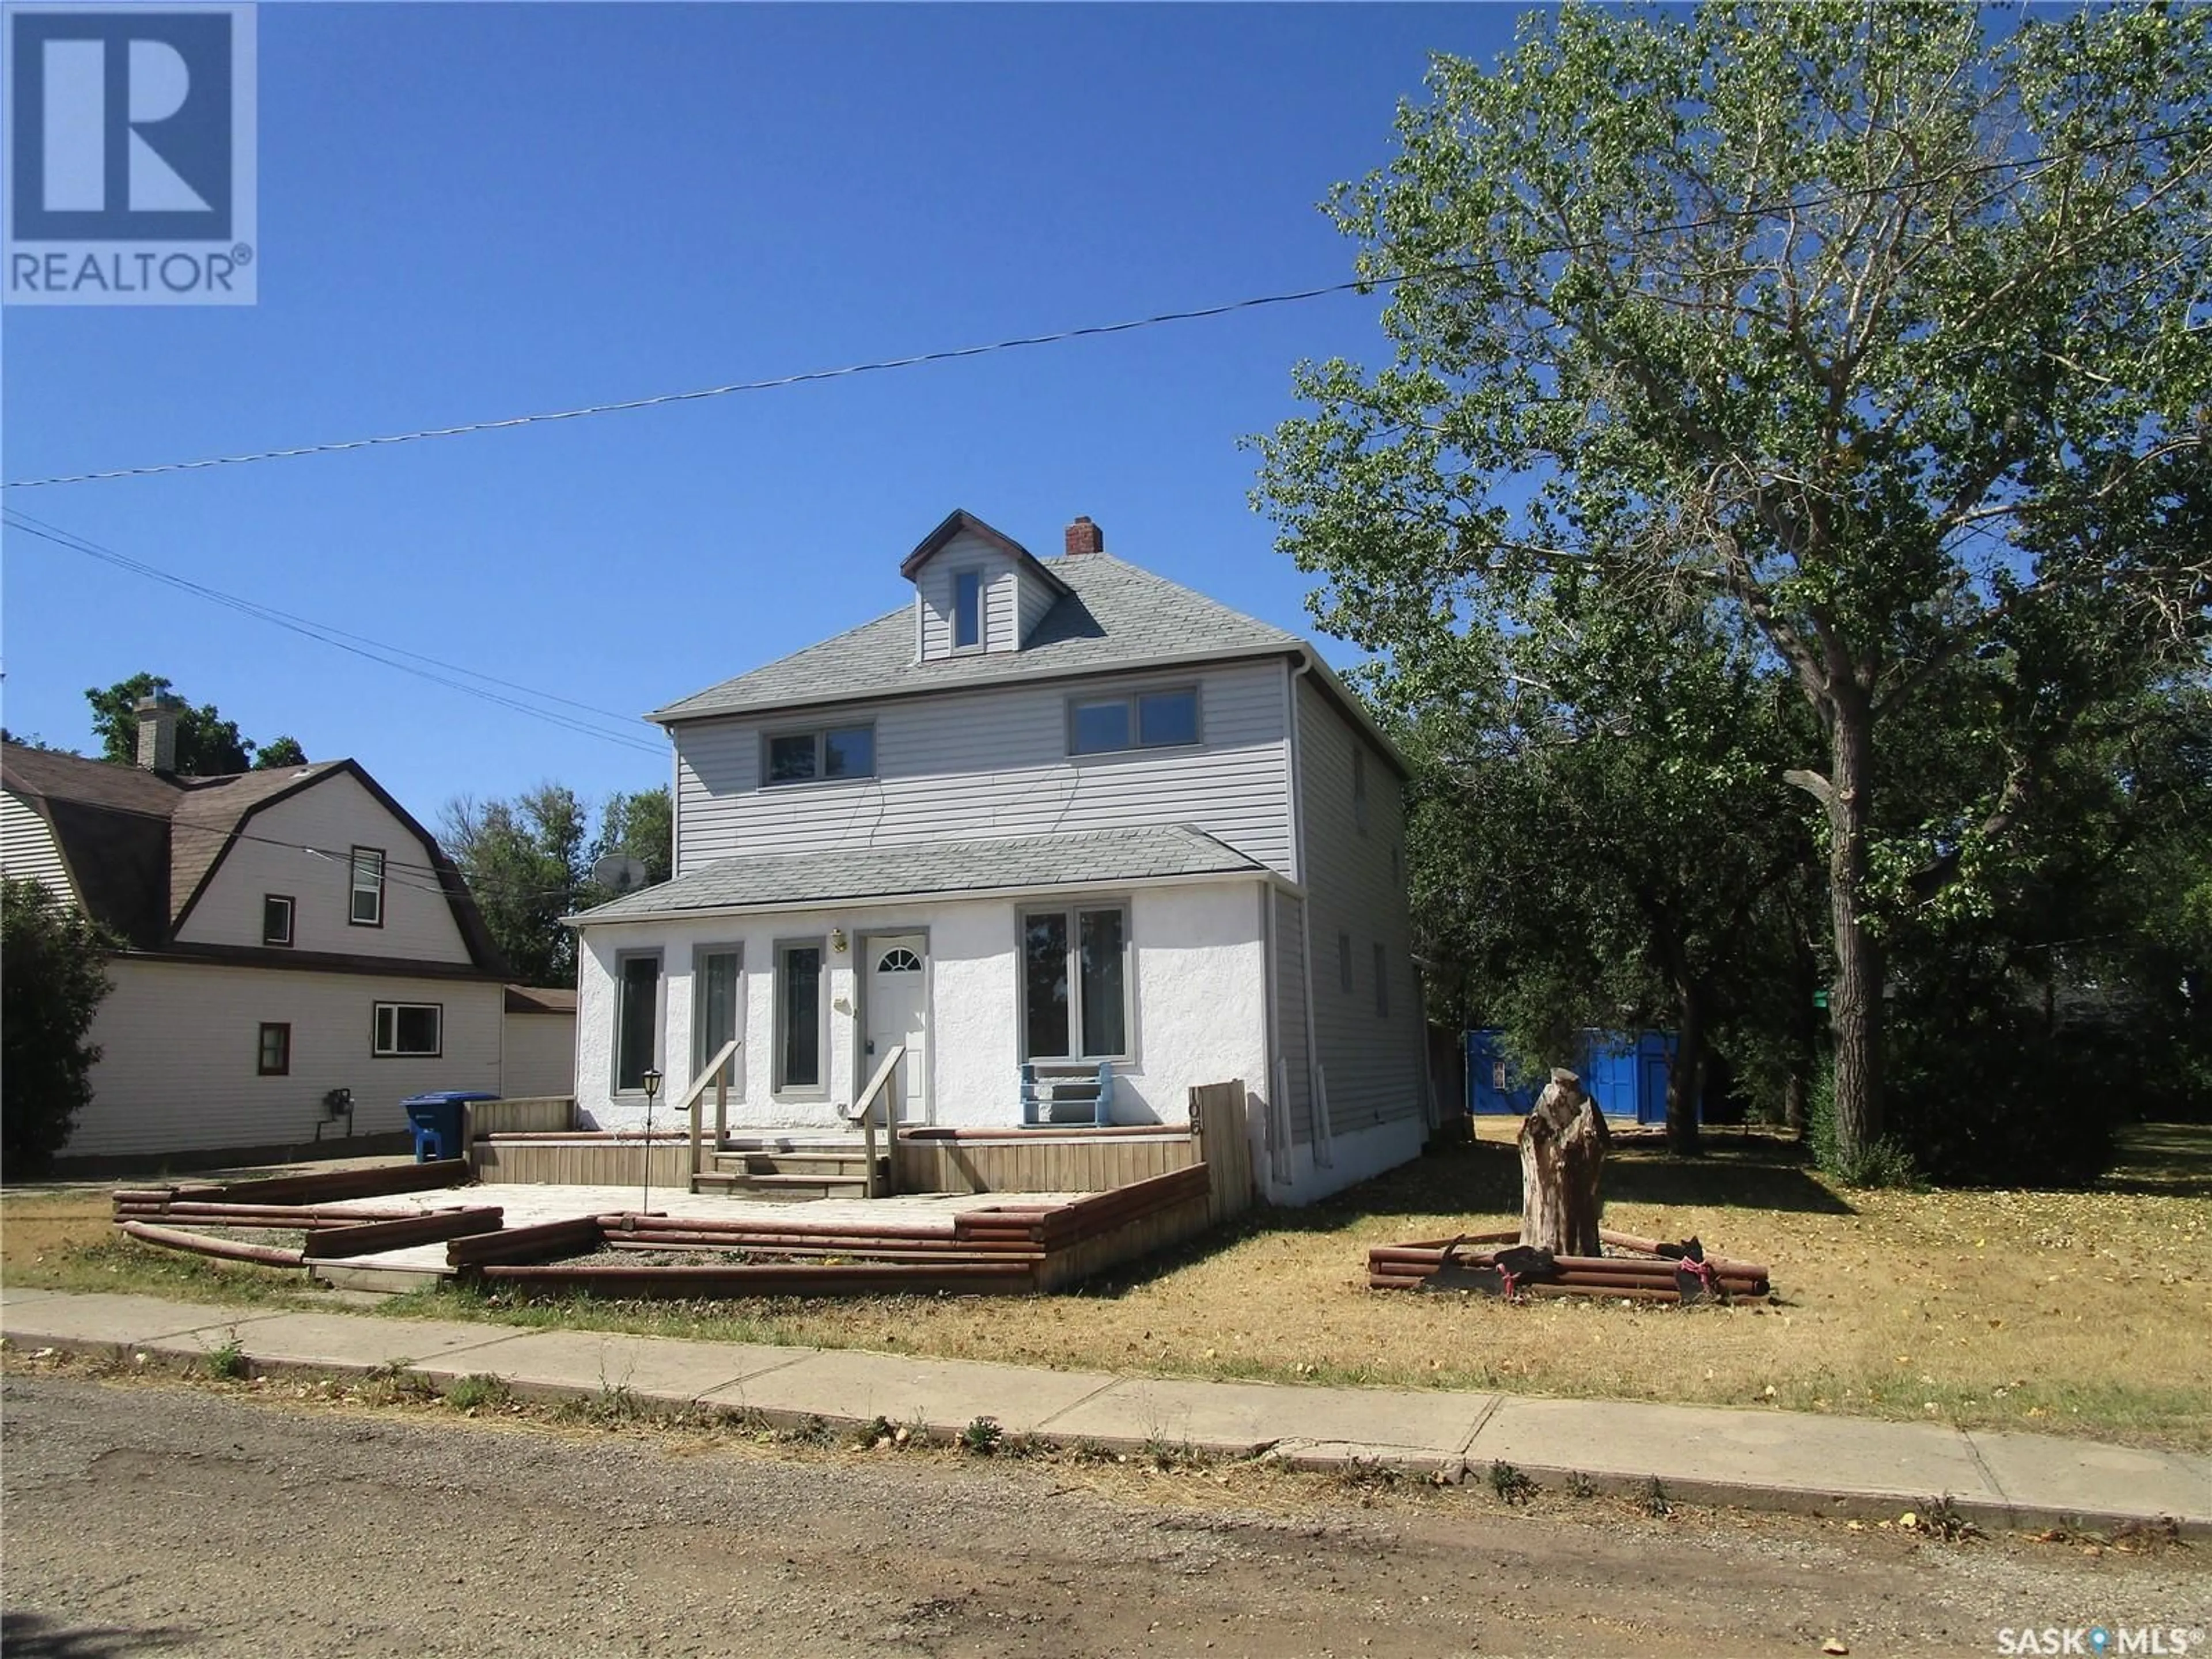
left=3, top=510, right=669, bottom=757
left=1, top=124, right=2198, bottom=494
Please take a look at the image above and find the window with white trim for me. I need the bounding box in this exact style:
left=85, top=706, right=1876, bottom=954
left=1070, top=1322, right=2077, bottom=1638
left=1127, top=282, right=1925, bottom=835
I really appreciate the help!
left=1067, top=687, right=1199, bottom=756
left=372, top=1002, right=441, bottom=1058
left=1021, top=905, right=1128, bottom=1059
left=764, top=725, right=874, bottom=786
left=262, top=893, right=294, bottom=946
left=349, top=847, right=385, bottom=926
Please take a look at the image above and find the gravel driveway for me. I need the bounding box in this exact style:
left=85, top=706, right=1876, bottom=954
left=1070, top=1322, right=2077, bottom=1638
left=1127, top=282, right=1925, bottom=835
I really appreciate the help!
left=3, top=1373, right=2205, bottom=1657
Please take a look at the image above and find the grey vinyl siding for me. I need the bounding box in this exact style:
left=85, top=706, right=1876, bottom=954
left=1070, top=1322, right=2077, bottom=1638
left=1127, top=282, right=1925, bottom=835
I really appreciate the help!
left=1296, top=676, right=1421, bottom=1139
left=1273, top=887, right=1314, bottom=1145
left=675, top=658, right=1293, bottom=876
left=2, top=792, right=71, bottom=898
left=915, top=531, right=1020, bottom=660
left=1016, top=568, right=1055, bottom=646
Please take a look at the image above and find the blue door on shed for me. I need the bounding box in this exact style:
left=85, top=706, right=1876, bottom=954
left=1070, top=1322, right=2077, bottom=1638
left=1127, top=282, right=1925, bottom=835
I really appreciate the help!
left=1463, top=1029, right=1700, bottom=1123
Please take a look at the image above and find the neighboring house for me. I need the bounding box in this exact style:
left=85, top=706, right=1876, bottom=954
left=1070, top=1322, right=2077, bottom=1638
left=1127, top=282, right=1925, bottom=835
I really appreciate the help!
left=569, top=511, right=1430, bottom=1204
left=1, top=705, right=510, bottom=1159
left=501, top=984, right=577, bottom=1099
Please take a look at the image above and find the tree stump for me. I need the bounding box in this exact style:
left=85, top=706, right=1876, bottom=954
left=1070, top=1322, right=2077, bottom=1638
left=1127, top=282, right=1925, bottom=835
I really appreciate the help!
left=1519, top=1069, right=1609, bottom=1256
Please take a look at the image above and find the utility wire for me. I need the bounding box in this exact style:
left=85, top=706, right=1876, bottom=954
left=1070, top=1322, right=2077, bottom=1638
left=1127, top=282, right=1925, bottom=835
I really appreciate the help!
left=4, top=122, right=2198, bottom=494
left=3, top=510, right=669, bottom=756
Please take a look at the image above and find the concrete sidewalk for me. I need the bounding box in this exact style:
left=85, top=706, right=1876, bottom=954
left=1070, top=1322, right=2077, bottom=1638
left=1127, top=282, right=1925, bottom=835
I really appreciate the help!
left=4, top=1286, right=2205, bottom=1537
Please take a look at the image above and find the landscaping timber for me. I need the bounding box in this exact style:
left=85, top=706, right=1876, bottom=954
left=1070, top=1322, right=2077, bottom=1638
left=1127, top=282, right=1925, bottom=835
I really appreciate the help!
left=446, top=1216, right=606, bottom=1269
left=301, top=1207, right=505, bottom=1260
left=118, top=1221, right=306, bottom=1268
left=1367, top=1233, right=1771, bottom=1304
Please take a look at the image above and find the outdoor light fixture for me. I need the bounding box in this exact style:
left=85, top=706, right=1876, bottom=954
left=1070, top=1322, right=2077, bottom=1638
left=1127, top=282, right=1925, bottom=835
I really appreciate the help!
left=639, top=1066, right=664, bottom=1213
left=830, top=929, right=848, bottom=953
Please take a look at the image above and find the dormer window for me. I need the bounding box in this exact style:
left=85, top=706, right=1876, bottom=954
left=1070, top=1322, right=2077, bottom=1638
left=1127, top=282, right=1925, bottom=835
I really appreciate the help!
left=953, top=571, right=983, bottom=650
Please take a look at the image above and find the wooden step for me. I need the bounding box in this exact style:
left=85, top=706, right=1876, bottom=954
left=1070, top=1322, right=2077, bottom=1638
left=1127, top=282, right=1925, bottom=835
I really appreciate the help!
left=690, top=1170, right=873, bottom=1202
left=717, top=1152, right=873, bottom=1176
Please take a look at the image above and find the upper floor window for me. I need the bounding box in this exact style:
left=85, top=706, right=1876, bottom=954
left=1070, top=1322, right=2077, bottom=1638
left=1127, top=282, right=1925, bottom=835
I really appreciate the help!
left=953, top=570, right=983, bottom=650
left=262, top=893, right=295, bottom=947
left=766, top=725, right=874, bottom=786
left=1353, top=747, right=1370, bottom=835
left=1069, top=687, right=1199, bottom=756
left=349, top=847, right=385, bottom=927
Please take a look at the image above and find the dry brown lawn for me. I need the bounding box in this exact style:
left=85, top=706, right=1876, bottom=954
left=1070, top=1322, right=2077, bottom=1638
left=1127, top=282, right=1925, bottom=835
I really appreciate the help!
left=7, top=1124, right=2207, bottom=1449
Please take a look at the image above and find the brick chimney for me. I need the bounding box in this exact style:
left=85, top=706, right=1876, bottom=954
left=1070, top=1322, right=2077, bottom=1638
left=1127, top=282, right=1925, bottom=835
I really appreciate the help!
left=134, top=695, right=182, bottom=772
left=1063, top=515, right=1104, bottom=556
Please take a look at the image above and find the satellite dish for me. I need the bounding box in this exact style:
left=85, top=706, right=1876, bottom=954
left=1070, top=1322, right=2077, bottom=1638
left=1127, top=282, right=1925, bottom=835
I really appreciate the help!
left=592, top=854, right=649, bottom=894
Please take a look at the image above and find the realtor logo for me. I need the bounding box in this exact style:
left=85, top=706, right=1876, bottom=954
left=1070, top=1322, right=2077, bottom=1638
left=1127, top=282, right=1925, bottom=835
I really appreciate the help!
left=5, top=3, right=256, bottom=304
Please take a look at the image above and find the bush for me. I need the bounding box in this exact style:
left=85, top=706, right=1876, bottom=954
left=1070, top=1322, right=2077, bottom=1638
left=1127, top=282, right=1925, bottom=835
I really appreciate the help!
left=1807, top=1067, right=1920, bottom=1189
left=2, top=877, right=113, bottom=1170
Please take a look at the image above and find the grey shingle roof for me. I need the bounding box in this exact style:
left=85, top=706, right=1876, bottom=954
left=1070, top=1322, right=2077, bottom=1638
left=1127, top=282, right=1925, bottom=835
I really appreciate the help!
left=650, top=552, right=1304, bottom=724
left=569, top=824, right=1266, bottom=923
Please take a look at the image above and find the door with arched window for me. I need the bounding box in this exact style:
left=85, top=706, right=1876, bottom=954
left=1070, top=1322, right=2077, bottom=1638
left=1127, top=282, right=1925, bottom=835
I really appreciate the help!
left=862, top=934, right=927, bottom=1122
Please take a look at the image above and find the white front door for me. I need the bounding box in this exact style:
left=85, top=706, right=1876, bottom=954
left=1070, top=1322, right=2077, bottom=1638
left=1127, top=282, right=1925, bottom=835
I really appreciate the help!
left=863, top=934, right=928, bottom=1122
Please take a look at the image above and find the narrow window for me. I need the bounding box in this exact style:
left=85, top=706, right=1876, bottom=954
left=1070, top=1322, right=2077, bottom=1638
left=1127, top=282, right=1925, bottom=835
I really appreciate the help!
left=694, top=947, right=743, bottom=1089
left=262, top=894, right=295, bottom=947
left=1022, top=912, right=1071, bottom=1059
left=615, top=955, right=660, bottom=1090
left=953, top=570, right=983, bottom=649
left=777, top=942, right=824, bottom=1090
left=1339, top=930, right=1353, bottom=994
left=1353, top=747, right=1369, bottom=835
left=349, top=847, right=385, bottom=926
left=1374, top=942, right=1390, bottom=1017
left=372, top=1002, right=442, bottom=1057
left=1077, top=907, right=1127, bottom=1057
left=257, top=1022, right=290, bottom=1076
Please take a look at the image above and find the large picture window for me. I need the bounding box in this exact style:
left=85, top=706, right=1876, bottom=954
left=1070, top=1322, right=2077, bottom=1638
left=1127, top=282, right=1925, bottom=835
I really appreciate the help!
left=614, top=953, right=660, bottom=1092
left=372, top=1002, right=441, bottom=1058
left=1021, top=905, right=1128, bottom=1059
left=775, top=941, right=825, bottom=1092
left=349, top=847, right=385, bottom=927
left=1067, top=687, right=1199, bottom=756
left=764, top=725, right=875, bottom=786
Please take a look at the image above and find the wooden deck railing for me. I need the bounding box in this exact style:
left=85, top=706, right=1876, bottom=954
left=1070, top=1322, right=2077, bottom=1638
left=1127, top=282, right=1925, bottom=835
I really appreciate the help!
left=679, top=1039, right=741, bottom=1186
left=840, top=1044, right=904, bottom=1198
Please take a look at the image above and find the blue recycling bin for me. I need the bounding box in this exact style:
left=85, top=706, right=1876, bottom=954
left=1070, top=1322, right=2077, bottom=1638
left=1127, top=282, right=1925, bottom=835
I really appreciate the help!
left=401, top=1091, right=499, bottom=1162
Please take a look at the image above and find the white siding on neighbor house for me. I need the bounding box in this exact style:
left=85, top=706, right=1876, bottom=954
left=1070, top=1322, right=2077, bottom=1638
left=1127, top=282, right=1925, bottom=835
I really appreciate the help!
left=573, top=878, right=1273, bottom=1137
left=2, top=791, right=71, bottom=896
left=674, top=658, right=1294, bottom=877
left=174, top=771, right=473, bottom=963
left=1296, top=676, right=1422, bottom=1141
left=501, top=1010, right=576, bottom=1099
left=1272, top=887, right=1314, bottom=1146
left=915, top=531, right=1021, bottom=660
left=68, top=960, right=502, bottom=1158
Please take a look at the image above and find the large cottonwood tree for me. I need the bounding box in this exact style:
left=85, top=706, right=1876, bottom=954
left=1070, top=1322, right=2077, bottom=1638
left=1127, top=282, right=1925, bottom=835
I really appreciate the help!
left=1256, top=1, right=2212, bottom=1165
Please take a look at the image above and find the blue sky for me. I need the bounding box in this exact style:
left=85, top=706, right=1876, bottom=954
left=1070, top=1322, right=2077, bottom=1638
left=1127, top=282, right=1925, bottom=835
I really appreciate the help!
left=3, top=3, right=1529, bottom=819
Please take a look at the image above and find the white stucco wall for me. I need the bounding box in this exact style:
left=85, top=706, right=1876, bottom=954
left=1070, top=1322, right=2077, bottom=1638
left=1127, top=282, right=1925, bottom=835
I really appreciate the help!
left=573, top=877, right=1274, bottom=1137
left=69, top=959, right=502, bottom=1158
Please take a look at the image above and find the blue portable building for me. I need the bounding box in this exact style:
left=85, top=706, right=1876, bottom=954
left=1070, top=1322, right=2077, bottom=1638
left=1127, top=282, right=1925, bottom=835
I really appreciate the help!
left=1464, top=1029, right=1694, bottom=1127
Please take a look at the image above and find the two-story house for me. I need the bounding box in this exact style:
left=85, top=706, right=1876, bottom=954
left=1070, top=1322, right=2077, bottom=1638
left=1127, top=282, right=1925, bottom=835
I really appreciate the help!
left=1, top=704, right=513, bottom=1161
left=569, top=511, right=1431, bottom=1204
